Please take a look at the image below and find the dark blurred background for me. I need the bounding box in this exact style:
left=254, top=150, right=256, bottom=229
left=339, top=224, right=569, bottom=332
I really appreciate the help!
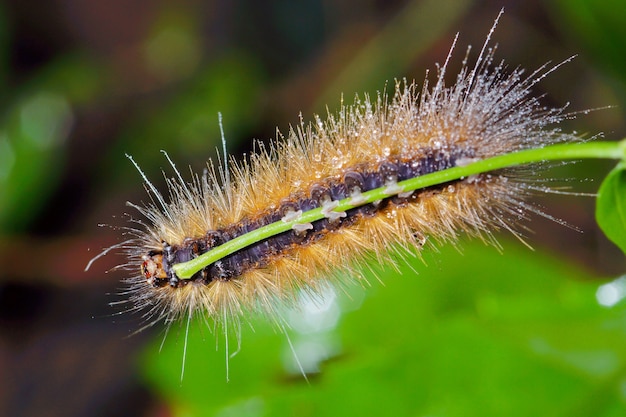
left=1, top=0, right=626, bottom=416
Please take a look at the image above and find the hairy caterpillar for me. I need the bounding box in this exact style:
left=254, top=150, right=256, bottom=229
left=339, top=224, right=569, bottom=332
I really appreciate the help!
left=88, top=13, right=605, bottom=376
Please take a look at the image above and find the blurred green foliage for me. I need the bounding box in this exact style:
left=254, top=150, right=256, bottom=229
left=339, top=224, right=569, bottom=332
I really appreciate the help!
left=0, top=55, right=102, bottom=233
left=551, top=0, right=626, bottom=100
left=143, top=240, right=626, bottom=417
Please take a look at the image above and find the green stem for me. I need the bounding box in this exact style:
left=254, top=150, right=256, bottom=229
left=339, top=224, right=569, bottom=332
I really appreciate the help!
left=172, top=139, right=626, bottom=279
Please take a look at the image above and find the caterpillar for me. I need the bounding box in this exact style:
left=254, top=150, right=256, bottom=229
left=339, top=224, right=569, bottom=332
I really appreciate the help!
left=89, top=13, right=592, bottom=373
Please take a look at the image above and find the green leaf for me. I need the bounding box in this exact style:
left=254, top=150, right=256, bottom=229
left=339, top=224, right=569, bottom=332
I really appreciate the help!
left=596, top=162, right=626, bottom=254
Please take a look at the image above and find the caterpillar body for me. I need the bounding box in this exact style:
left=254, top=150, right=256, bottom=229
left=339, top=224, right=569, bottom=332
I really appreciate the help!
left=94, top=15, right=583, bottom=353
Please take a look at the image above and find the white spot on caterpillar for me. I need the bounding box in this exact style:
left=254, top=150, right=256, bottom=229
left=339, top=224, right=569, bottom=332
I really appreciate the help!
left=293, top=222, right=313, bottom=232
left=456, top=157, right=480, bottom=167
left=321, top=199, right=346, bottom=221
left=383, top=180, right=404, bottom=196
left=348, top=189, right=367, bottom=205
left=282, top=209, right=312, bottom=232
left=398, top=190, right=414, bottom=198
left=281, top=209, right=303, bottom=223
